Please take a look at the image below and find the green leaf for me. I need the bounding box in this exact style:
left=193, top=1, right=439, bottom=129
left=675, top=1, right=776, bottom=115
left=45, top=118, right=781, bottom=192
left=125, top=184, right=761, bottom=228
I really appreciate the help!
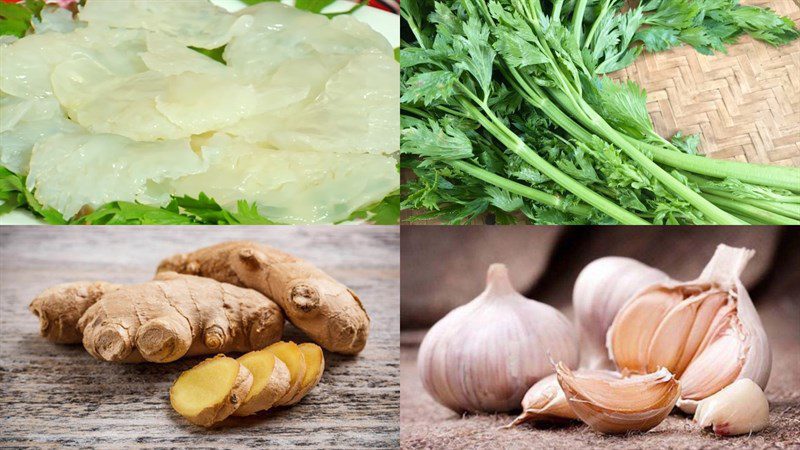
left=400, top=70, right=459, bottom=105
left=636, top=27, right=681, bottom=52
left=75, top=201, right=195, bottom=225
left=401, top=120, right=473, bottom=160
left=493, top=28, right=548, bottom=68
left=229, top=200, right=277, bottom=224
left=0, top=3, right=33, bottom=22
left=0, top=166, right=67, bottom=224
left=453, top=17, right=495, bottom=98
left=346, top=192, right=400, bottom=224
left=670, top=131, right=701, bottom=155
left=188, top=45, right=227, bottom=64
left=485, top=185, right=523, bottom=212
left=587, top=77, right=654, bottom=138
left=0, top=2, right=33, bottom=37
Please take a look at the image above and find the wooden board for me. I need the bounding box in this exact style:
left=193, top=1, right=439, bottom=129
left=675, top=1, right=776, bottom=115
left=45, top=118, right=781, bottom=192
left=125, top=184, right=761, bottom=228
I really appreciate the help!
left=0, top=226, right=399, bottom=448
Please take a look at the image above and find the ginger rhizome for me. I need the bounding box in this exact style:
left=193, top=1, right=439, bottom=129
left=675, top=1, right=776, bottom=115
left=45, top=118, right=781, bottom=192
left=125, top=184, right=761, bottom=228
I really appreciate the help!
left=158, top=241, right=370, bottom=354
left=30, top=281, right=119, bottom=344
left=170, top=355, right=253, bottom=428
left=31, top=273, right=285, bottom=363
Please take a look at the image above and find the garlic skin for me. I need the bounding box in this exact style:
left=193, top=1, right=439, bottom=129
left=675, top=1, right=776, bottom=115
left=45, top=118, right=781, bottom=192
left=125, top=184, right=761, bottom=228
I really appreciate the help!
left=508, top=369, right=621, bottom=427
left=694, top=378, right=769, bottom=436
left=573, top=257, right=669, bottom=369
left=556, top=363, right=680, bottom=435
left=418, top=264, right=579, bottom=413
left=507, top=374, right=576, bottom=427
left=606, top=245, right=771, bottom=414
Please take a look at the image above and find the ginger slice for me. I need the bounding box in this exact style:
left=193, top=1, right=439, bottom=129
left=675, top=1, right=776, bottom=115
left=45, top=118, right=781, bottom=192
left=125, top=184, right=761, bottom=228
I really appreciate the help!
left=266, top=341, right=307, bottom=406
left=233, top=349, right=291, bottom=416
left=285, top=343, right=325, bottom=405
left=170, top=355, right=253, bottom=427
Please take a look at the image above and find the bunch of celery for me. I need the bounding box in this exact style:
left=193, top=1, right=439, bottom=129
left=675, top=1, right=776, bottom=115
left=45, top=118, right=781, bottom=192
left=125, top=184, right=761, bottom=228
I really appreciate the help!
left=401, top=0, right=800, bottom=224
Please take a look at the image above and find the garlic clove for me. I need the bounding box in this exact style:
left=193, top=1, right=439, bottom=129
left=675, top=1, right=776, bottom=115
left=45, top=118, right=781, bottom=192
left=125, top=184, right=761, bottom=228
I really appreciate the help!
left=608, top=289, right=682, bottom=374
left=556, top=362, right=680, bottom=435
left=506, top=374, right=577, bottom=427
left=694, top=378, right=769, bottom=436
left=418, top=264, right=579, bottom=413
left=679, top=324, right=746, bottom=407
left=645, top=291, right=728, bottom=377
left=573, top=257, right=670, bottom=370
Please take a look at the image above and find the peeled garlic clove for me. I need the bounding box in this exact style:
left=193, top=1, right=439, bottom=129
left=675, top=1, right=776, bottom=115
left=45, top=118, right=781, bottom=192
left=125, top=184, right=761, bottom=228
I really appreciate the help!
left=607, top=245, right=771, bottom=413
left=418, top=264, right=579, bottom=413
left=556, top=363, right=679, bottom=435
left=607, top=288, right=682, bottom=374
left=573, top=257, right=669, bottom=369
left=694, top=378, right=769, bottom=436
left=506, top=374, right=576, bottom=427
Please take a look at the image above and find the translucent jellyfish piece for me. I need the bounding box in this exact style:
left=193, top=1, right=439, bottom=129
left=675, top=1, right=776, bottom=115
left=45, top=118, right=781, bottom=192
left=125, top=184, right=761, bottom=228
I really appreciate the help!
left=0, top=26, right=146, bottom=99
left=0, top=96, right=82, bottom=174
left=78, top=0, right=253, bottom=49
left=270, top=53, right=399, bottom=155
left=140, top=32, right=228, bottom=76
left=52, top=60, right=186, bottom=141
left=27, top=132, right=205, bottom=218
left=173, top=133, right=398, bottom=224
left=226, top=53, right=399, bottom=155
left=154, top=73, right=305, bottom=135
left=224, top=2, right=391, bottom=79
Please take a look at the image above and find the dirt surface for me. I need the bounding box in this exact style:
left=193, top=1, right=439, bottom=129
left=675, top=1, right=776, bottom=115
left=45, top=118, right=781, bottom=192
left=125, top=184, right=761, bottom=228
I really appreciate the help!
left=400, top=233, right=800, bottom=449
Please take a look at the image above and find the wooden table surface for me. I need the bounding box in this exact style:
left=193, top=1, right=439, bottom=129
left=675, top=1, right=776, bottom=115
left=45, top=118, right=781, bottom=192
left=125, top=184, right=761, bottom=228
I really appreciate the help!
left=0, top=226, right=400, bottom=449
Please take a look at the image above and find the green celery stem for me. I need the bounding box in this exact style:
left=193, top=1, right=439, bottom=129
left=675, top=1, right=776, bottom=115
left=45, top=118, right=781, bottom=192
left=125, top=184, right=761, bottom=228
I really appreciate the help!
left=448, top=160, right=593, bottom=217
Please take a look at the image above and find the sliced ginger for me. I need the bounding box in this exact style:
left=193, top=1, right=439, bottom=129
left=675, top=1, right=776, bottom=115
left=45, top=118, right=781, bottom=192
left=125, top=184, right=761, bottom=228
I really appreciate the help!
left=285, top=343, right=325, bottom=405
left=233, top=349, right=291, bottom=416
left=171, top=341, right=325, bottom=427
left=266, top=341, right=308, bottom=406
left=170, top=355, right=253, bottom=427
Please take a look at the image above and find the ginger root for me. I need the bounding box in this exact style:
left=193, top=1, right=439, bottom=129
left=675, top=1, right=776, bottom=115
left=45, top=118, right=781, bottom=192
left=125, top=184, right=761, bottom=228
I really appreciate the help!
left=170, top=354, right=253, bottom=427
left=158, top=241, right=370, bottom=354
left=31, top=273, right=285, bottom=363
left=30, top=281, right=119, bottom=344
left=233, top=349, right=291, bottom=416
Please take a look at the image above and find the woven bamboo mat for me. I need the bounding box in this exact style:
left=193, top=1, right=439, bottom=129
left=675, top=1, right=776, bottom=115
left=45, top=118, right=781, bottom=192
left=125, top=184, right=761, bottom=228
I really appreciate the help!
left=612, top=0, right=800, bottom=167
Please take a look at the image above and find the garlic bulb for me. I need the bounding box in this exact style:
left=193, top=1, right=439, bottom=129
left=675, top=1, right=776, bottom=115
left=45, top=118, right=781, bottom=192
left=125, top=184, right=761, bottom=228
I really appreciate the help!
left=418, top=264, right=579, bottom=413
left=607, top=244, right=771, bottom=413
left=573, top=257, right=670, bottom=369
left=556, top=362, right=679, bottom=435
left=694, top=378, right=769, bottom=436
